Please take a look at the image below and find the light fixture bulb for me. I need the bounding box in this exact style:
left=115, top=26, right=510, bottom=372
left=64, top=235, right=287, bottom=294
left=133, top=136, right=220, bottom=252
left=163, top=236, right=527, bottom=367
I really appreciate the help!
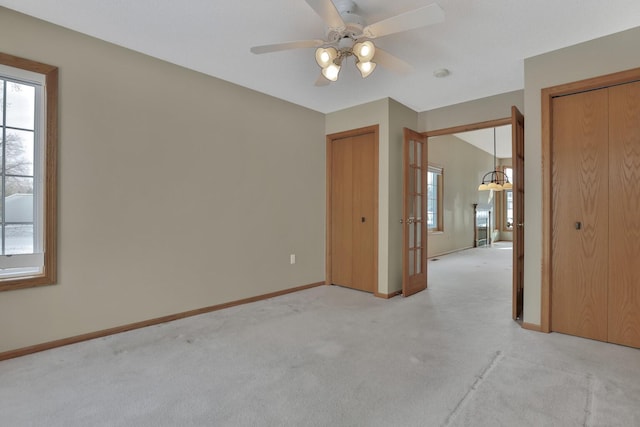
left=353, top=41, right=375, bottom=62
left=478, top=184, right=489, bottom=191
left=322, top=63, right=341, bottom=82
left=503, top=182, right=513, bottom=190
left=357, top=61, right=376, bottom=78
left=488, top=182, right=500, bottom=190
left=315, top=47, right=337, bottom=68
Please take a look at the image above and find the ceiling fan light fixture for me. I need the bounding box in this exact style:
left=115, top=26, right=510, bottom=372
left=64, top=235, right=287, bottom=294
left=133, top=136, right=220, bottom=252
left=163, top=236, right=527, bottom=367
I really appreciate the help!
left=353, top=40, right=375, bottom=62
left=322, top=63, right=341, bottom=81
left=315, top=47, right=338, bottom=68
left=357, top=60, right=376, bottom=78
left=252, top=0, right=446, bottom=85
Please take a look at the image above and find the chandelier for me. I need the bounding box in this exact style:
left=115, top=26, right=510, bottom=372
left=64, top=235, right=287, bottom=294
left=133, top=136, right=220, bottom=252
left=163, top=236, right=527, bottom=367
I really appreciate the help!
left=478, top=128, right=512, bottom=191
left=315, top=40, right=376, bottom=82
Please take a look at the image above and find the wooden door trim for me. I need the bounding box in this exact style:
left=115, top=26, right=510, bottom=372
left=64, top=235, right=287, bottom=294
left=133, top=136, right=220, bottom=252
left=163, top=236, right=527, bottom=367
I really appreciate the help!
left=541, top=66, right=640, bottom=333
left=424, top=117, right=511, bottom=138
left=424, top=113, right=523, bottom=322
left=326, top=125, right=379, bottom=295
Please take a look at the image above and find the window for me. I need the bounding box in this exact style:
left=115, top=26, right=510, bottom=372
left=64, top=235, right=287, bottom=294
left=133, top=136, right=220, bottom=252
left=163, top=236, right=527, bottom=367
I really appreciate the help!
left=427, top=164, right=443, bottom=232
left=0, top=53, right=57, bottom=291
left=503, top=167, right=513, bottom=230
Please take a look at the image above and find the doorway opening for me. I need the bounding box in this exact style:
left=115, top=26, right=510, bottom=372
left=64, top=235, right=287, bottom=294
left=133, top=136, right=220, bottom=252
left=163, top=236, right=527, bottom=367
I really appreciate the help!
left=424, top=107, right=524, bottom=321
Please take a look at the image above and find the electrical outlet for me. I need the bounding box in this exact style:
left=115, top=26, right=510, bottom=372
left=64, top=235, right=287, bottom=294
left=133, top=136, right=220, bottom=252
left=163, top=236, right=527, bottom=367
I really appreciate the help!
left=290, top=254, right=296, bottom=265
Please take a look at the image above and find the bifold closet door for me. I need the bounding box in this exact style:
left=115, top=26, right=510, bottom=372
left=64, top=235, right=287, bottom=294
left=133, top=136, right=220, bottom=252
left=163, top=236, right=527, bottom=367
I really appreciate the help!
left=330, top=133, right=376, bottom=293
left=608, top=81, right=640, bottom=348
left=551, top=88, right=609, bottom=342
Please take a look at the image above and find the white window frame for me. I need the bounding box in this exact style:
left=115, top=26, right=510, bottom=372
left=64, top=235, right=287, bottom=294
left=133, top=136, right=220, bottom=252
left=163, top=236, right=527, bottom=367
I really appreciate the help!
left=427, top=164, right=443, bottom=232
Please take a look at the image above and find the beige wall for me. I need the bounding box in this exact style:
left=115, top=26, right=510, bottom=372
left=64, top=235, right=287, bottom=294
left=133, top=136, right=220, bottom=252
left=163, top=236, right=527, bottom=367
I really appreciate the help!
left=0, top=8, right=326, bottom=352
left=522, top=26, right=640, bottom=326
left=427, top=135, right=494, bottom=257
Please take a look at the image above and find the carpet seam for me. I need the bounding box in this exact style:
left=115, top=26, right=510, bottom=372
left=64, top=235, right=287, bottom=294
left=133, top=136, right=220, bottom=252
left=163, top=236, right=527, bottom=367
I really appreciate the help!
left=582, top=373, right=594, bottom=427
left=440, top=350, right=503, bottom=426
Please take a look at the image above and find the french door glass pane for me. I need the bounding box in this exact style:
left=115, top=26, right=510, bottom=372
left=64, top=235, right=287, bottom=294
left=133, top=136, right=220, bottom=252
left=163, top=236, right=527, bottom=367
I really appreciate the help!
left=409, top=222, right=415, bottom=248
left=409, top=140, right=415, bottom=164
left=409, top=249, right=415, bottom=275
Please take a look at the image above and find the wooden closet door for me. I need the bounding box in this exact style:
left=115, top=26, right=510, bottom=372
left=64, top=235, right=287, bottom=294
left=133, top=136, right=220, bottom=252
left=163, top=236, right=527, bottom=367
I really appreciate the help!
left=351, top=133, right=376, bottom=292
left=331, top=136, right=354, bottom=288
left=608, top=81, right=640, bottom=348
left=330, top=132, right=376, bottom=293
left=551, top=89, right=609, bottom=342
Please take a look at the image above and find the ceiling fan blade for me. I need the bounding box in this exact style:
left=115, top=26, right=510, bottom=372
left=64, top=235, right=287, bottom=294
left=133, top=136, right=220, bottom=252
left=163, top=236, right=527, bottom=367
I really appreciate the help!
left=373, top=48, right=413, bottom=75
left=362, top=3, right=444, bottom=39
left=305, top=0, right=346, bottom=31
left=250, top=39, right=325, bottom=54
left=315, top=73, right=331, bottom=86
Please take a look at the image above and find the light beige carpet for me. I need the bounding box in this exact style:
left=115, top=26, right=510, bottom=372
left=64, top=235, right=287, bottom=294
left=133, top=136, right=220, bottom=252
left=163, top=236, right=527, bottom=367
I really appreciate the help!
left=1, top=243, right=639, bottom=426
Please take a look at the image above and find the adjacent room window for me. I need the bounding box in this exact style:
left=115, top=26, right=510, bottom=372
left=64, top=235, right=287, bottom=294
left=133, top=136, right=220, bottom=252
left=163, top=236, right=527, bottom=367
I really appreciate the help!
left=503, top=167, right=513, bottom=230
left=427, top=164, right=443, bottom=232
left=0, top=53, right=57, bottom=291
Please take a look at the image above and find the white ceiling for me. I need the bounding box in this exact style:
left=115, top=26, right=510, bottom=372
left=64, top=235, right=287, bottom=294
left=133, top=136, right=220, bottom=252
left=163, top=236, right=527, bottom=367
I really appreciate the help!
left=2, top=0, right=639, bottom=114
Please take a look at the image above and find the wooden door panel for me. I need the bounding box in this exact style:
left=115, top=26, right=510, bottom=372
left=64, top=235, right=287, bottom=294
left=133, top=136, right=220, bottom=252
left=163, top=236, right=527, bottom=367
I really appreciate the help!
left=512, top=106, right=525, bottom=320
left=331, top=137, right=353, bottom=287
left=551, top=89, right=609, bottom=341
left=328, top=127, right=378, bottom=294
left=608, top=81, right=640, bottom=348
left=352, top=133, right=376, bottom=292
left=402, top=128, right=427, bottom=297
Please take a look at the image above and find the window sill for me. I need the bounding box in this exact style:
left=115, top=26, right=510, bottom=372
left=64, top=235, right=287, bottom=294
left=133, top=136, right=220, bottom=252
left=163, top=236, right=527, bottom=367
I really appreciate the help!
left=0, top=272, right=55, bottom=292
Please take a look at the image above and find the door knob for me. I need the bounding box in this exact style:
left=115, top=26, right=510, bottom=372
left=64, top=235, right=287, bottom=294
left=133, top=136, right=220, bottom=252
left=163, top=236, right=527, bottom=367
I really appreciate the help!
left=517, top=223, right=524, bottom=228
left=575, top=221, right=582, bottom=230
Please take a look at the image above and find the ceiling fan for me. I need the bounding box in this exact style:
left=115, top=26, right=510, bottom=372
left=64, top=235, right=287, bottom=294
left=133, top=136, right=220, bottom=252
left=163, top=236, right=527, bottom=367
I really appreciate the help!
left=250, top=0, right=444, bottom=85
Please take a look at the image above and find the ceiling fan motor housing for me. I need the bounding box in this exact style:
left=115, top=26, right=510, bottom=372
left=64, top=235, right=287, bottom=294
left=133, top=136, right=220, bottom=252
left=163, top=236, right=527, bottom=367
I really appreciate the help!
left=326, top=0, right=367, bottom=43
